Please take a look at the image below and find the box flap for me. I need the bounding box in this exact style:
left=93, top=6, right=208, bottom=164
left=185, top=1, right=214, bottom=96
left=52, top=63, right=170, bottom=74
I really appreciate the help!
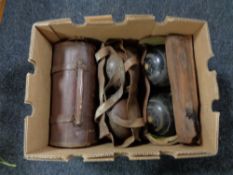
left=151, top=16, right=205, bottom=35
left=35, top=15, right=156, bottom=42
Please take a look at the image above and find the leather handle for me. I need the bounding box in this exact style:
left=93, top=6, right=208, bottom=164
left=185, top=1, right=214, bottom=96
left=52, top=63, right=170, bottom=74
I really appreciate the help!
left=74, top=67, right=84, bottom=125
left=52, top=64, right=87, bottom=74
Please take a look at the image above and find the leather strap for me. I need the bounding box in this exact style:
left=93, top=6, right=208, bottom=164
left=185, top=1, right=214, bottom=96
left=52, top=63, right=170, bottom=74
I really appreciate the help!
left=52, top=63, right=87, bottom=74
left=124, top=56, right=139, bottom=72
left=74, top=67, right=84, bottom=125
left=50, top=60, right=86, bottom=126
left=141, top=50, right=150, bottom=122
left=145, top=133, right=178, bottom=146
left=125, top=52, right=143, bottom=143
left=95, top=46, right=125, bottom=140
left=108, top=113, right=144, bottom=128
left=98, top=59, right=106, bottom=103
left=95, top=50, right=125, bottom=120
left=97, top=59, right=110, bottom=139
left=50, top=115, right=74, bottom=124
left=95, top=41, right=145, bottom=147
left=95, top=46, right=117, bottom=62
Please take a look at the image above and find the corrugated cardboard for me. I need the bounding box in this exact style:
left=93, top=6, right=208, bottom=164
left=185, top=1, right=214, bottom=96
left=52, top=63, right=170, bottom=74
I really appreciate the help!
left=24, top=15, right=219, bottom=162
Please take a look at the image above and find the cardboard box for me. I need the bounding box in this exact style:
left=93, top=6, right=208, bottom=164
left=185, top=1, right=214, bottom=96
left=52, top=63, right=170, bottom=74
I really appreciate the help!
left=24, top=15, right=219, bottom=161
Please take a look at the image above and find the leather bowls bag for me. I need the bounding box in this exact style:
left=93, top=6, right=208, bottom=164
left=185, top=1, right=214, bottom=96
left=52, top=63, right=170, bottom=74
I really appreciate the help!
left=94, top=40, right=145, bottom=147
left=50, top=40, right=98, bottom=148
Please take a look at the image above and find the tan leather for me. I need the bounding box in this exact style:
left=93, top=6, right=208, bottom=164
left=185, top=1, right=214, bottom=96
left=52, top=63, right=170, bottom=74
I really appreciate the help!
left=95, top=40, right=145, bottom=147
left=141, top=50, right=151, bottom=123
left=50, top=40, right=98, bottom=148
left=145, top=134, right=178, bottom=145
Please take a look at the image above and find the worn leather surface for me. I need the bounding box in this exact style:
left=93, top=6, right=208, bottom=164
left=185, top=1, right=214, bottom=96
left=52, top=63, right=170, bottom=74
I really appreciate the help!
left=165, top=35, right=200, bottom=144
left=50, top=40, right=98, bottom=148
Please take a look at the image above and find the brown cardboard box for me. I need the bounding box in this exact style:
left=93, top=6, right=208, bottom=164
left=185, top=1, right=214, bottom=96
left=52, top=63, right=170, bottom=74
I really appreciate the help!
left=24, top=15, right=219, bottom=162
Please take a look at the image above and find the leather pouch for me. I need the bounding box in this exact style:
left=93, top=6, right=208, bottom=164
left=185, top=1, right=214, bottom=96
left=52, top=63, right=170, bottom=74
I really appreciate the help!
left=95, top=40, right=145, bottom=147
left=50, top=40, right=98, bottom=148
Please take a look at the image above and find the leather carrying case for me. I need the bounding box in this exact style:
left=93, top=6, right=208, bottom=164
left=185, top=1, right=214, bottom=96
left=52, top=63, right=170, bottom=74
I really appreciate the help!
left=50, top=40, right=98, bottom=148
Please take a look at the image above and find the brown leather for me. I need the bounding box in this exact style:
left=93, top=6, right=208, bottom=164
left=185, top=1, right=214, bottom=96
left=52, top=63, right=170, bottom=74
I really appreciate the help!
left=165, top=35, right=200, bottom=144
left=141, top=49, right=150, bottom=123
left=50, top=40, right=98, bottom=148
left=95, top=40, right=145, bottom=147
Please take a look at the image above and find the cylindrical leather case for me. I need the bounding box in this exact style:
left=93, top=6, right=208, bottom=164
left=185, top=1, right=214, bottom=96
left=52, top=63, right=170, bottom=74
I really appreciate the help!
left=50, top=40, right=98, bottom=148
